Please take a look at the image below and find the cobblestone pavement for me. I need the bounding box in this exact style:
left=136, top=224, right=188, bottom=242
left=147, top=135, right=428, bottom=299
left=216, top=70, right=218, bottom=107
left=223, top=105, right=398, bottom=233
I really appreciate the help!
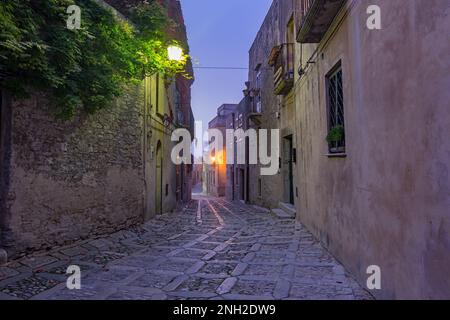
left=0, top=197, right=372, bottom=300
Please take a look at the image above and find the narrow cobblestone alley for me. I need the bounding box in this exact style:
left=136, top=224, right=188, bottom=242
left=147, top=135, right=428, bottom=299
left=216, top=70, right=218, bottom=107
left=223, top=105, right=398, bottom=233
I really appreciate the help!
left=0, top=198, right=372, bottom=300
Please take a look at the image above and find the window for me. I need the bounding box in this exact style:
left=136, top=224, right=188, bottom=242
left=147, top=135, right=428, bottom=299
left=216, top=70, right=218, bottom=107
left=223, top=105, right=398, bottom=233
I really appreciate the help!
left=178, top=110, right=184, bottom=125
left=255, top=64, right=262, bottom=113
left=256, top=69, right=262, bottom=90
left=326, top=62, right=345, bottom=154
left=175, top=90, right=182, bottom=123
left=286, top=17, right=295, bottom=73
left=256, top=100, right=262, bottom=114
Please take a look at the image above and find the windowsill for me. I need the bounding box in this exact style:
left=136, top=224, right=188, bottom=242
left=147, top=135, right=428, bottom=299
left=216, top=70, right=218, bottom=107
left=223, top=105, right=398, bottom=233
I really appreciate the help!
left=326, top=153, right=347, bottom=158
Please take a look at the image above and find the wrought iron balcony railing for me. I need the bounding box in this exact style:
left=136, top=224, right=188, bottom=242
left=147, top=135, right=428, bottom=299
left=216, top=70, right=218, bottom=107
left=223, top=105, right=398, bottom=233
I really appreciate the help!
left=297, top=0, right=346, bottom=43
left=302, top=0, right=315, bottom=15
left=268, top=43, right=295, bottom=96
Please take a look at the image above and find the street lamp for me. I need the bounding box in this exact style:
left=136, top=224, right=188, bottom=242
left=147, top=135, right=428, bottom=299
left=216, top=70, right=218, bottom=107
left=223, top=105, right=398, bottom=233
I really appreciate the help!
left=168, top=45, right=183, bottom=62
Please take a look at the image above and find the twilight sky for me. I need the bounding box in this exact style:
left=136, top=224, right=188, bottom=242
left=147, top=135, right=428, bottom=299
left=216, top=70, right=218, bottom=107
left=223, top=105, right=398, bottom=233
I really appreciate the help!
left=180, top=0, right=272, bottom=133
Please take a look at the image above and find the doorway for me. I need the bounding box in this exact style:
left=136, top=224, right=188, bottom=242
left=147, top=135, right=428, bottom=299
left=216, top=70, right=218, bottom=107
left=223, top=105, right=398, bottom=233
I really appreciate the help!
left=239, top=168, right=245, bottom=201
left=155, top=141, right=163, bottom=215
left=283, top=136, right=294, bottom=204
left=180, top=163, right=185, bottom=203
left=230, top=165, right=234, bottom=200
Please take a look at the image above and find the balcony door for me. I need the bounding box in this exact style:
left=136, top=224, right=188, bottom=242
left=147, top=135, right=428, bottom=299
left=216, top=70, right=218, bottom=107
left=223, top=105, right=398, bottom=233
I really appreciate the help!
left=239, top=169, right=245, bottom=201
left=286, top=17, right=295, bottom=73
left=283, top=136, right=294, bottom=205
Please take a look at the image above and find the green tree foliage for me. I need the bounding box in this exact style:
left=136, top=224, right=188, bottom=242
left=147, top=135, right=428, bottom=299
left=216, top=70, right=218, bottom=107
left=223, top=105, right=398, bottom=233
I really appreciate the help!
left=0, top=0, right=187, bottom=118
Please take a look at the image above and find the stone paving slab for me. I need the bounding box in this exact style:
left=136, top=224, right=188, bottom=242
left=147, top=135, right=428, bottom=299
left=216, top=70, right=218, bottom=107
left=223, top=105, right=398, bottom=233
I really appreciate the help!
left=20, top=256, right=58, bottom=269
left=0, top=267, right=19, bottom=281
left=0, top=198, right=373, bottom=300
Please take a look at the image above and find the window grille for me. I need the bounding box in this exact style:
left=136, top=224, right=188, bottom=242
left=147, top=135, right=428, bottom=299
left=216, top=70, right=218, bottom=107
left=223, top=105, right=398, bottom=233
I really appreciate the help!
left=326, top=64, right=345, bottom=153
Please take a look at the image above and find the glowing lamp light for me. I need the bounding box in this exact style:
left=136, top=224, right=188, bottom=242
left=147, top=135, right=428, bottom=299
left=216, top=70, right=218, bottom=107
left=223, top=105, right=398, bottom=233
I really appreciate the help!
left=167, top=45, right=183, bottom=61
left=210, top=156, right=216, bottom=164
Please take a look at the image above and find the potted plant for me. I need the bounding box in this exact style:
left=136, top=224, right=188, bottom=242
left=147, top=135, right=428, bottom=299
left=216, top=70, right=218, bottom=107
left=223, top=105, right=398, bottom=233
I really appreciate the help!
left=326, top=125, right=345, bottom=153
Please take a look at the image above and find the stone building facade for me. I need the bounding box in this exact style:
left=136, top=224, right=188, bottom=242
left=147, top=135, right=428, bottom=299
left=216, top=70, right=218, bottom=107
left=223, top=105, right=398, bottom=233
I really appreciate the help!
left=225, top=0, right=450, bottom=299
left=169, top=0, right=195, bottom=205
left=293, top=0, right=450, bottom=299
left=245, top=0, right=299, bottom=212
left=0, top=0, right=194, bottom=259
left=1, top=90, right=146, bottom=255
left=225, top=91, right=253, bottom=202
left=205, top=104, right=237, bottom=198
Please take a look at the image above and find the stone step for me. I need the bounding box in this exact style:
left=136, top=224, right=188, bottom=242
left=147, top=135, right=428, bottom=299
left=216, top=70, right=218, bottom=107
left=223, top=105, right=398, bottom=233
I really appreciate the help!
left=279, top=202, right=296, bottom=217
left=271, top=208, right=294, bottom=219
left=252, top=205, right=271, bottom=214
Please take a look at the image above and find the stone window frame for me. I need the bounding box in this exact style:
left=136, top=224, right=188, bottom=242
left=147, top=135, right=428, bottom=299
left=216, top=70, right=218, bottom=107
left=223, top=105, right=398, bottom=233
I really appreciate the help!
left=325, top=61, right=346, bottom=156
left=255, top=64, right=263, bottom=113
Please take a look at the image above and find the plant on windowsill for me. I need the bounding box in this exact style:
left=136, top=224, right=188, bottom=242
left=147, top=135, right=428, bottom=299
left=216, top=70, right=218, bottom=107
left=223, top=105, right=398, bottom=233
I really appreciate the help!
left=326, top=125, right=345, bottom=154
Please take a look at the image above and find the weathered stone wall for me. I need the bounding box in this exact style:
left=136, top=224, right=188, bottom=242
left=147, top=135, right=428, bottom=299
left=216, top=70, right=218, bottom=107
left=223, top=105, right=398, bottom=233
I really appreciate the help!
left=0, top=0, right=194, bottom=260
left=225, top=96, right=254, bottom=202
left=248, top=0, right=296, bottom=209
left=142, top=75, right=179, bottom=219
left=278, top=0, right=298, bottom=206
left=294, top=0, right=450, bottom=299
left=0, top=90, right=12, bottom=248
left=4, top=85, right=145, bottom=256
left=206, top=105, right=237, bottom=198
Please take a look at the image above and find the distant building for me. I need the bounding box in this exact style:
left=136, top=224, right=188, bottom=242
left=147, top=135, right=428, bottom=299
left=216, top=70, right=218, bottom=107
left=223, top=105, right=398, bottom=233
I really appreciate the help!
left=205, top=104, right=237, bottom=197
left=244, top=0, right=297, bottom=212
left=192, top=161, right=203, bottom=189
left=225, top=85, right=253, bottom=202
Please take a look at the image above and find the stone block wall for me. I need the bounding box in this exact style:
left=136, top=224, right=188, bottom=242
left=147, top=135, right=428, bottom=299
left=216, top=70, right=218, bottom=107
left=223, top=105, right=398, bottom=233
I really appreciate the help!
left=247, top=0, right=292, bottom=209
left=1, top=85, right=145, bottom=256
left=294, top=0, right=450, bottom=299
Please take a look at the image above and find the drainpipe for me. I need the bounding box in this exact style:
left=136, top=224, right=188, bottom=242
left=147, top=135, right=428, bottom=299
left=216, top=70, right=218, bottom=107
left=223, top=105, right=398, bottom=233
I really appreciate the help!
left=244, top=97, right=252, bottom=204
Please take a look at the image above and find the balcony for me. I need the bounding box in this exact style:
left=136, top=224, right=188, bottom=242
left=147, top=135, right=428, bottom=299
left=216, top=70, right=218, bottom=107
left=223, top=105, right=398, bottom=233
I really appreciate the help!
left=297, top=0, right=346, bottom=43
left=268, top=43, right=294, bottom=96
left=246, top=90, right=261, bottom=114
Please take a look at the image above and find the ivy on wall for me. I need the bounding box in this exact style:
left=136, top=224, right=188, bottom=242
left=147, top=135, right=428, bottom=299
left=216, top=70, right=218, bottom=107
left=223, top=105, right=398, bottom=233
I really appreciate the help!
left=0, top=0, right=188, bottom=119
